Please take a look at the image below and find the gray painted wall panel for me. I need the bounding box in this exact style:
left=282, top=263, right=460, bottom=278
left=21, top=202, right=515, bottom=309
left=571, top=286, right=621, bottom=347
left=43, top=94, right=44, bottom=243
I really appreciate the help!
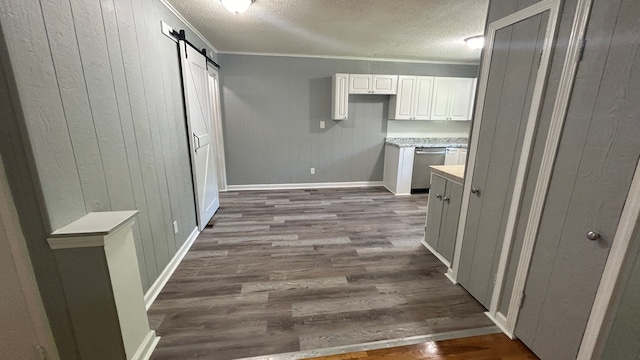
left=40, top=0, right=111, bottom=213
left=0, top=33, right=81, bottom=358
left=0, top=0, right=209, bottom=357
left=0, top=0, right=87, bottom=229
left=219, top=54, right=478, bottom=185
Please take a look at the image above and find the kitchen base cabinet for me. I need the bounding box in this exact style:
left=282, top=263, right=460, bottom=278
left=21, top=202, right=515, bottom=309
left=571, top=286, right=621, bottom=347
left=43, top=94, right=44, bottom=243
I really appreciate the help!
left=424, top=172, right=463, bottom=268
left=383, top=144, right=414, bottom=195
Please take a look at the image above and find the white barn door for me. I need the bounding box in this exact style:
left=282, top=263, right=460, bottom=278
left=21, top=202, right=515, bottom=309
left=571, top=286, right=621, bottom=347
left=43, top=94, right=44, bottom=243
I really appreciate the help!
left=179, top=41, right=219, bottom=230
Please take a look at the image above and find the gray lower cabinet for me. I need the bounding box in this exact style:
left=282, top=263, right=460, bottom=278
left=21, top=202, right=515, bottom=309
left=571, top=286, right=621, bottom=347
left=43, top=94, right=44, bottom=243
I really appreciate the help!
left=425, top=174, right=462, bottom=266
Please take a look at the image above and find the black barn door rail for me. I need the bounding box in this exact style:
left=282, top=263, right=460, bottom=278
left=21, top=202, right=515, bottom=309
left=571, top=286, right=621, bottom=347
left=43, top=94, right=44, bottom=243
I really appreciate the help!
left=172, top=29, right=220, bottom=69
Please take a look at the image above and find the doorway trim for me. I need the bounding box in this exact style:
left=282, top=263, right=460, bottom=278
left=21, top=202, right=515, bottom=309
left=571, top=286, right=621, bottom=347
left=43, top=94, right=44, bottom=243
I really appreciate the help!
left=450, top=0, right=562, bottom=330
left=207, top=68, right=227, bottom=191
left=496, top=0, right=595, bottom=336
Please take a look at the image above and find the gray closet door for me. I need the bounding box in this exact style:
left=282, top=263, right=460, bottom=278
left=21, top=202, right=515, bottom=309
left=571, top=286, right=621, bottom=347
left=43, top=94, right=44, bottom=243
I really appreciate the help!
left=457, top=12, right=549, bottom=308
left=515, top=0, right=640, bottom=358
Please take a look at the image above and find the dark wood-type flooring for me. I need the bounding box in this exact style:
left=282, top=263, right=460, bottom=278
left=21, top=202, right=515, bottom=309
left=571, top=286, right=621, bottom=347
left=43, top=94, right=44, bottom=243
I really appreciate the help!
left=149, top=187, right=494, bottom=360
left=308, top=334, right=538, bottom=360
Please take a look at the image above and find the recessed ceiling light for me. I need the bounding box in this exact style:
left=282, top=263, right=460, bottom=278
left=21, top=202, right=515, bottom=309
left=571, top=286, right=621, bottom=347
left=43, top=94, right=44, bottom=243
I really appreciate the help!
left=464, top=35, right=485, bottom=49
left=220, top=0, right=253, bottom=14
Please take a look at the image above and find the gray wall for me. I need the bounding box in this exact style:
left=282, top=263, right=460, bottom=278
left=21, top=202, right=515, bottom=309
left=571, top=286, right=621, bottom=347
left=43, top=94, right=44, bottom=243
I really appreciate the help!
left=218, top=54, right=478, bottom=185
left=0, top=0, right=212, bottom=358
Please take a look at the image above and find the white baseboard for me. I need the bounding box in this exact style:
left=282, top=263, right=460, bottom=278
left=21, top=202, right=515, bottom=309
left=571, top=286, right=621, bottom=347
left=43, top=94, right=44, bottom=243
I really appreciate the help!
left=383, top=184, right=412, bottom=196
left=144, top=226, right=199, bottom=310
left=421, top=239, right=451, bottom=268
left=227, top=181, right=384, bottom=191
left=132, top=330, right=160, bottom=360
left=485, top=311, right=515, bottom=339
left=444, top=269, right=457, bottom=285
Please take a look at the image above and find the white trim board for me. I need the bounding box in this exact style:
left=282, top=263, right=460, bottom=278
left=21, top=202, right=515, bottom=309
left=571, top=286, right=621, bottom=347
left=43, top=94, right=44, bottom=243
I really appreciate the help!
left=421, top=239, right=451, bottom=269
left=159, top=0, right=218, bottom=54
left=226, top=181, right=384, bottom=191
left=144, top=226, right=199, bottom=310
left=487, top=0, right=564, bottom=321
left=216, top=51, right=480, bottom=66
left=502, top=0, right=594, bottom=335
left=451, top=0, right=561, bottom=298
left=132, top=330, right=160, bottom=360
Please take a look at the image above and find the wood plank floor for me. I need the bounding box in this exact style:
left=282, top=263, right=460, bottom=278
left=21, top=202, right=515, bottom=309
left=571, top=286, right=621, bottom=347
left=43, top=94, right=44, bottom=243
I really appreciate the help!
left=307, top=334, right=538, bottom=360
left=148, top=187, right=494, bottom=360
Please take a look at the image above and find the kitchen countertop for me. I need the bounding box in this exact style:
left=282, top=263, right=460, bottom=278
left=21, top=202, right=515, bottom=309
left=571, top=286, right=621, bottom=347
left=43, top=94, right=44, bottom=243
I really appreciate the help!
left=430, top=165, right=465, bottom=183
left=385, top=137, right=468, bottom=148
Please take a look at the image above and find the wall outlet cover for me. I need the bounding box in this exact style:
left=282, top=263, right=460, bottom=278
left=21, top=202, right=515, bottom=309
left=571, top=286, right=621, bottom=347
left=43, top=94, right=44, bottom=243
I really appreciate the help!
left=310, top=167, right=315, bottom=175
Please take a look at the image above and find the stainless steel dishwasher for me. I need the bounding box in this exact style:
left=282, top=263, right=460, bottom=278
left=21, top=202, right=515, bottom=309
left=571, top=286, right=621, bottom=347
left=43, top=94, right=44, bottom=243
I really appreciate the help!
left=411, top=147, right=446, bottom=191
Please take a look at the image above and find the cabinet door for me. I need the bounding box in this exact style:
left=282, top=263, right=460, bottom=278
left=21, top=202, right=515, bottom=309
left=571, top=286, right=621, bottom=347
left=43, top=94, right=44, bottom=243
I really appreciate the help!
left=449, top=78, right=476, bottom=120
left=444, top=148, right=460, bottom=165
left=392, top=76, right=417, bottom=120
left=459, top=148, right=468, bottom=165
left=440, top=181, right=463, bottom=263
left=431, top=78, right=453, bottom=120
left=413, top=76, right=434, bottom=120
left=371, top=75, right=398, bottom=94
left=332, top=73, right=349, bottom=120
left=349, top=74, right=372, bottom=94
left=425, top=174, right=446, bottom=250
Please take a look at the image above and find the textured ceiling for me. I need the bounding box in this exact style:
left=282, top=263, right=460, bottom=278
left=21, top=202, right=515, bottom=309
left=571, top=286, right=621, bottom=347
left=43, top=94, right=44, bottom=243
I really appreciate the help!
left=166, top=0, right=489, bottom=63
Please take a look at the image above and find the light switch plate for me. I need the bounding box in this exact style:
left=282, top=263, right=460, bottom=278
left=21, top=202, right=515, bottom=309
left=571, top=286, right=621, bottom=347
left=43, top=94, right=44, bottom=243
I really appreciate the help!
left=320, top=120, right=326, bottom=129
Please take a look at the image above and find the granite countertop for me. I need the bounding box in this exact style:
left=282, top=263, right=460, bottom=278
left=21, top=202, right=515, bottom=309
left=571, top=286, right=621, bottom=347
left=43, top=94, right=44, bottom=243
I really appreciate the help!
left=430, top=165, right=465, bottom=183
left=385, top=137, right=468, bottom=148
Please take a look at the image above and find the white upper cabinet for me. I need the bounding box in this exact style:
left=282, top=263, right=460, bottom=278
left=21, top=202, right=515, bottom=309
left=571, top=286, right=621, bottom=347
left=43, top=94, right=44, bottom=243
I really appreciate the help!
left=389, top=76, right=434, bottom=120
left=332, top=73, right=349, bottom=120
left=349, top=74, right=398, bottom=94
left=430, top=77, right=476, bottom=121
left=414, top=77, right=434, bottom=119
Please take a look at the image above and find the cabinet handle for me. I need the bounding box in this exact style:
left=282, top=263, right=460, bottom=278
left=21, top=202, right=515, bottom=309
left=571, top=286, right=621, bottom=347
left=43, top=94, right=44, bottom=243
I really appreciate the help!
left=443, top=196, right=450, bottom=203
left=436, top=194, right=442, bottom=200
left=471, top=187, right=480, bottom=195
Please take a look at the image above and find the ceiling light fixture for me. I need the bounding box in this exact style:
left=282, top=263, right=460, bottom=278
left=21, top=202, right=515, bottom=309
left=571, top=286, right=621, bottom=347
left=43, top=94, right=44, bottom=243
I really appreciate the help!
left=220, top=0, right=253, bottom=14
left=464, top=35, right=485, bottom=49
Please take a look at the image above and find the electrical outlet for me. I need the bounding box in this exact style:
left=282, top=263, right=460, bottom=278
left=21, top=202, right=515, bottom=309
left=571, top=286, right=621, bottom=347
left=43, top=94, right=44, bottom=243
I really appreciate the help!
left=310, top=167, right=315, bottom=175
left=173, top=221, right=179, bottom=234
left=320, top=120, right=326, bottom=129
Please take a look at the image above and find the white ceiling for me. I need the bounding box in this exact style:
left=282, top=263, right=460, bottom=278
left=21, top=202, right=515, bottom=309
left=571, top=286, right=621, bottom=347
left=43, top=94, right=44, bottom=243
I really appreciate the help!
left=166, top=0, right=489, bottom=63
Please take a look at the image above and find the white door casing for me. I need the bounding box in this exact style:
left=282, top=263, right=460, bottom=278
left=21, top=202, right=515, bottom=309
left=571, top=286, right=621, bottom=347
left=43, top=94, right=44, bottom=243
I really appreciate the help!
left=449, top=0, right=561, bottom=336
left=207, top=68, right=227, bottom=192
left=179, top=41, right=219, bottom=231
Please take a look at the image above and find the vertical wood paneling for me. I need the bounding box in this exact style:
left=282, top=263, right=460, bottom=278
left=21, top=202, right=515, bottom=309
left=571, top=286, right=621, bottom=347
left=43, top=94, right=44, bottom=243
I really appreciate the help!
left=517, top=0, right=640, bottom=357
left=40, top=0, right=111, bottom=213
left=128, top=0, right=171, bottom=267
left=2, top=0, right=208, bottom=355
left=68, top=0, right=135, bottom=214
left=99, top=0, right=151, bottom=289
left=110, top=0, right=162, bottom=285
left=139, top=0, right=176, bottom=256
left=1, top=0, right=87, bottom=229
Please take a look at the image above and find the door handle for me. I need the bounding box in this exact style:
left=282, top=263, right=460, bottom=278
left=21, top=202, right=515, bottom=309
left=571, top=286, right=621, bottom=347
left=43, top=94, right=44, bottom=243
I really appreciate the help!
left=193, top=133, right=201, bottom=151
left=586, top=231, right=601, bottom=241
left=443, top=196, right=450, bottom=203
left=471, top=187, right=480, bottom=195
left=436, top=194, right=443, bottom=200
